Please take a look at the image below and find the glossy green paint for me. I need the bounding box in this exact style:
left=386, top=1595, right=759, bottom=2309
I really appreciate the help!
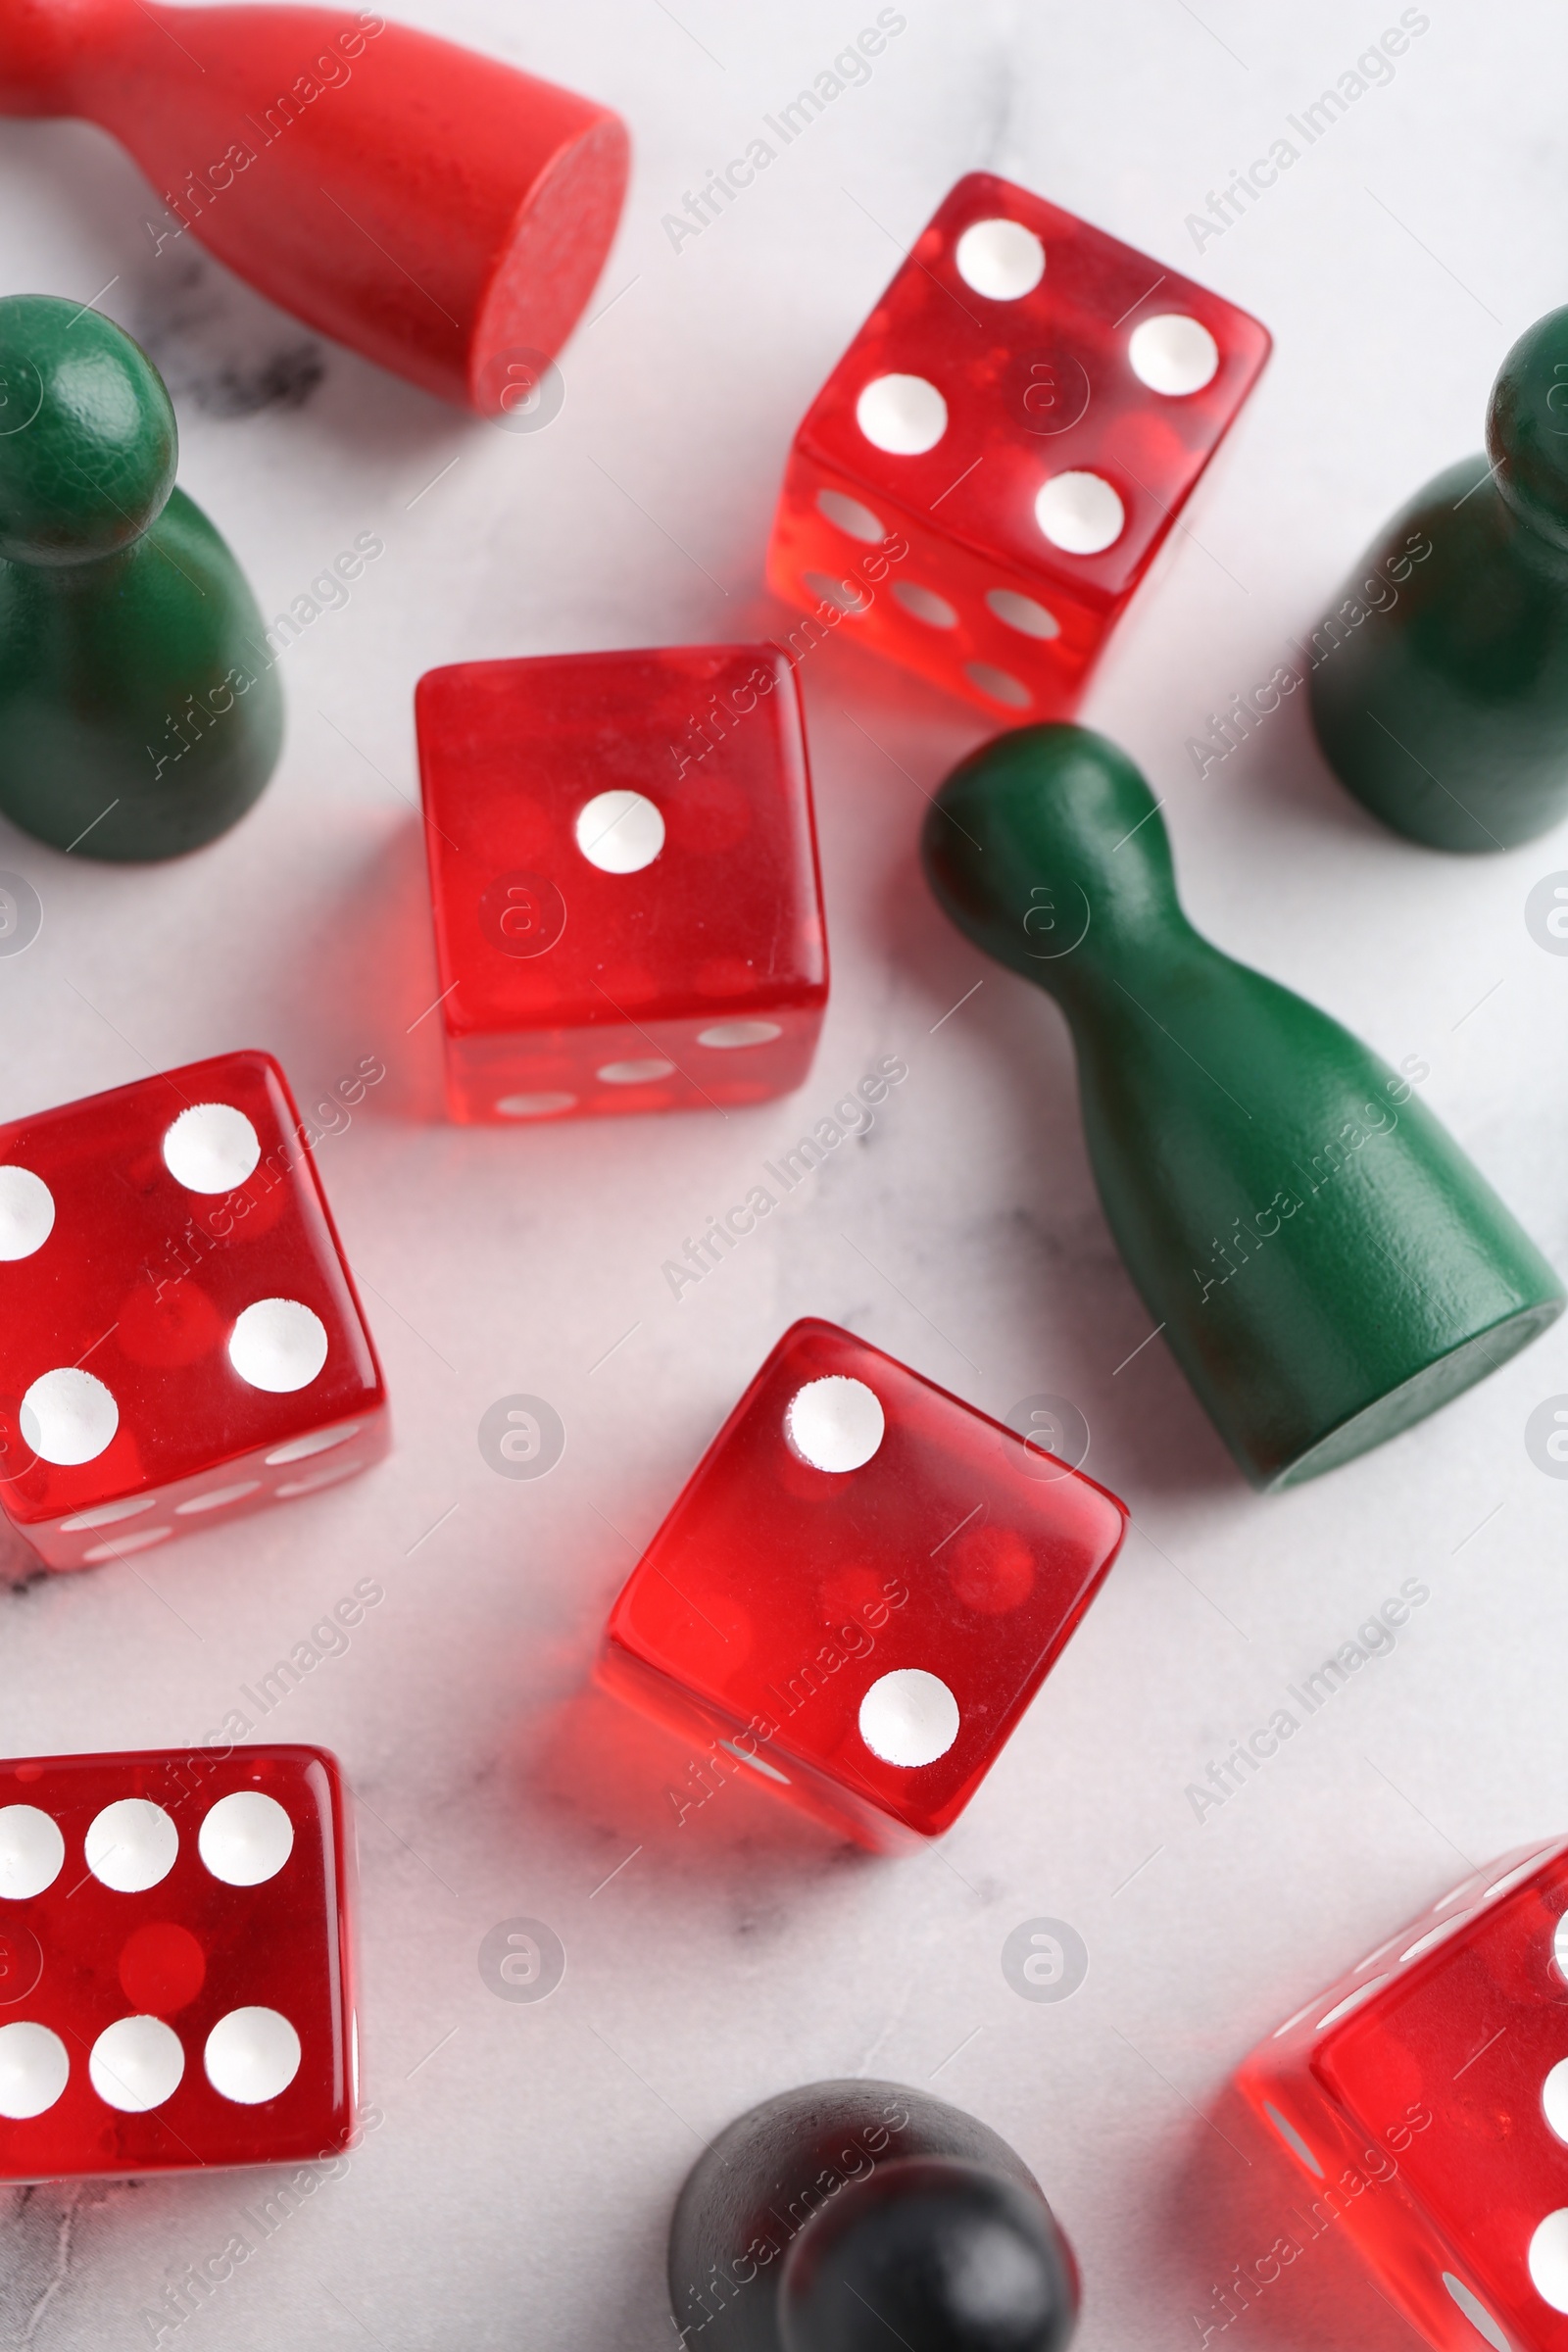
left=1309, top=306, right=1568, bottom=853
left=922, top=724, right=1563, bottom=1489
left=0, top=295, right=281, bottom=860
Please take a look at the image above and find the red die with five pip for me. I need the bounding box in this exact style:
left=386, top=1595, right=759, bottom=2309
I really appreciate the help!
left=415, top=644, right=829, bottom=1124
left=767, top=172, right=1270, bottom=720
left=1238, top=1838, right=1568, bottom=2352
left=0, top=1051, right=388, bottom=1571
left=0, top=1745, right=357, bottom=2180
left=598, top=1318, right=1127, bottom=1851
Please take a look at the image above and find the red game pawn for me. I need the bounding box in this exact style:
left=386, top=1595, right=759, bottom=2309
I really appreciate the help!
left=416, top=645, right=828, bottom=1124
left=767, top=173, right=1270, bottom=719
left=598, top=1319, right=1127, bottom=1850
left=0, top=1051, right=388, bottom=1570
left=0, top=0, right=628, bottom=412
left=0, top=1745, right=357, bottom=2180
left=1238, top=1838, right=1568, bottom=2352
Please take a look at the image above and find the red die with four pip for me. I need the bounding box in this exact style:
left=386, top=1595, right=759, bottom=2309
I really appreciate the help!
left=0, top=1745, right=357, bottom=2180
left=766, top=172, right=1270, bottom=721
left=0, top=1051, right=388, bottom=1571
left=1238, top=1838, right=1568, bottom=2352
left=415, top=644, right=829, bottom=1124
left=598, top=1318, right=1127, bottom=1851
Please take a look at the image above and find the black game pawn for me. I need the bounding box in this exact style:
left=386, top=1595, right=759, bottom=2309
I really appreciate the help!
left=668, top=2080, right=1079, bottom=2351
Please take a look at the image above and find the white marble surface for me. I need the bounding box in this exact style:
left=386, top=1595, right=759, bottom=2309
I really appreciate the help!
left=1, top=0, right=1566, bottom=2343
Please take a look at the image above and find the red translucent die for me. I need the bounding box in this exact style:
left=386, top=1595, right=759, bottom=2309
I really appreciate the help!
left=0, top=1745, right=356, bottom=2180
left=1238, top=1838, right=1568, bottom=2352
left=598, top=1318, right=1127, bottom=1850
left=0, top=1051, right=388, bottom=1571
left=766, top=172, right=1271, bottom=721
left=416, top=644, right=829, bottom=1124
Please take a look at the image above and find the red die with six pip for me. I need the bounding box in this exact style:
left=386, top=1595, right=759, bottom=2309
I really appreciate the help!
left=766, top=172, right=1270, bottom=721
left=598, top=1318, right=1127, bottom=1851
left=0, top=1051, right=388, bottom=1571
left=1238, top=1837, right=1568, bottom=2352
left=415, top=644, right=828, bottom=1124
left=0, top=1745, right=357, bottom=2180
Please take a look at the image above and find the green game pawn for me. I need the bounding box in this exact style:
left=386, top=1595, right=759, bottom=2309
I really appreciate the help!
left=0, top=295, right=281, bottom=859
left=1310, top=306, right=1568, bottom=853
left=922, top=724, right=1563, bottom=1489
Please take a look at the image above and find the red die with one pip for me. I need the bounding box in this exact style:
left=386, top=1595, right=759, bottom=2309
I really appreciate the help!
left=0, top=1051, right=388, bottom=1571
left=415, top=644, right=828, bottom=1124
left=598, top=1318, right=1127, bottom=1850
left=0, top=1745, right=357, bottom=2180
left=1238, top=1838, right=1568, bottom=2352
left=767, top=172, right=1270, bottom=721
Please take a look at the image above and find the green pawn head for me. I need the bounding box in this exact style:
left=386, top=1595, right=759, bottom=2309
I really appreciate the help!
left=923, top=722, right=1180, bottom=1001
left=1487, top=304, right=1568, bottom=556
left=0, top=293, right=176, bottom=565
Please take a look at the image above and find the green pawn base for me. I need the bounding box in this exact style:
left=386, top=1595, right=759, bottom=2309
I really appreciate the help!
left=1285, top=1308, right=1558, bottom=1487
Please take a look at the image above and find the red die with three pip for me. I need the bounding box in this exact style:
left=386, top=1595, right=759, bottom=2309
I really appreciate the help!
left=766, top=172, right=1270, bottom=721
left=1238, top=1838, right=1568, bottom=2352
left=0, top=1745, right=357, bottom=2180
left=0, top=1051, right=388, bottom=1570
left=598, top=1318, right=1127, bottom=1851
left=415, top=643, right=828, bottom=1124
